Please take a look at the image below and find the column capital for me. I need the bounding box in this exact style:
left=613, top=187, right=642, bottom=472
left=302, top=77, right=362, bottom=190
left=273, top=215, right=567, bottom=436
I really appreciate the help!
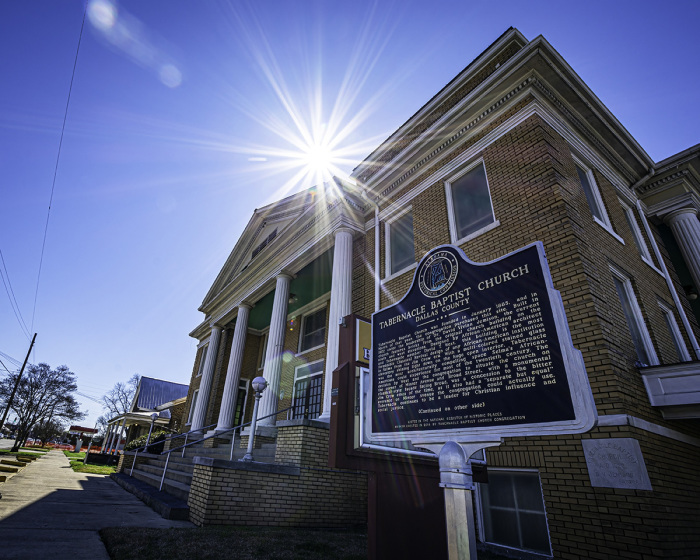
left=665, top=207, right=698, bottom=224
left=333, top=226, right=355, bottom=237
left=238, top=301, right=254, bottom=311
left=276, top=272, right=294, bottom=281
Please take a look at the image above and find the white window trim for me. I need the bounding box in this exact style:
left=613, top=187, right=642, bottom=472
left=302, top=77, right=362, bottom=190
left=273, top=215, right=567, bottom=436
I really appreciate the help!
left=475, top=468, right=553, bottom=557
left=444, top=159, right=500, bottom=246
left=296, top=304, right=328, bottom=356
left=196, top=344, right=209, bottom=377
left=186, top=389, right=199, bottom=426
left=658, top=300, right=691, bottom=362
left=235, top=379, right=249, bottom=424
left=384, top=206, right=416, bottom=280
left=573, top=156, right=624, bottom=244
left=610, top=264, right=659, bottom=365
left=291, top=359, right=324, bottom=415
left=619, top=198, right=662, bottom=274
left=257, top=329, right=269, bottom=371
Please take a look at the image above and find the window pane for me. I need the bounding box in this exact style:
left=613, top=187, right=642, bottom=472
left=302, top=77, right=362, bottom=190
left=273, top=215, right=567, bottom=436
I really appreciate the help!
left=300, top=308, right=326, bottom=351
left=514, top=472, right=545, bottom=510
left=480, top=471, right=551, bottom=556
left=485, top=472, right=516, bottom=507
left=390, top=211, right=414, bottom=273
left=292, top=372, right=323, bottom=419
left=520, top=512, right=551, bottom=553
left=576, top=165, right=604, bottom=221
left=197, top=346, right=208, bottom=376
left=485, top=508, right=519, bottom=548
left=188, top=390, right=199, bottom=424
left=613, top=277, right=650, bottom=364
left=450, top=164, right=494, bottom=239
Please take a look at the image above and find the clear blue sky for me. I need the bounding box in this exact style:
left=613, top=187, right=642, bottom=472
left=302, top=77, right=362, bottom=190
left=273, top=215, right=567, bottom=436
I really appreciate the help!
left=1, top=0, right=698, bottom=427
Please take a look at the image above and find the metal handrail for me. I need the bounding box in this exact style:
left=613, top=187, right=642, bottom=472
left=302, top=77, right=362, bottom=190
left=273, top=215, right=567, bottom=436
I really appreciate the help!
left=156, top=406, right=294, bottom=491
left=129, top=422, right=217, bottom=476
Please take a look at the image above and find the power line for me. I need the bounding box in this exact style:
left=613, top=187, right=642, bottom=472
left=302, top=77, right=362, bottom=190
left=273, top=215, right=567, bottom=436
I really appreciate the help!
left=0, top=358, right=14, bottom=376
left=0, top=250, right=31, bottom=340
left=30, top=5, right=87, bottom=333
left=0, top=350, right=22, bottom=368
left=76, top=391, right=103, bottom=405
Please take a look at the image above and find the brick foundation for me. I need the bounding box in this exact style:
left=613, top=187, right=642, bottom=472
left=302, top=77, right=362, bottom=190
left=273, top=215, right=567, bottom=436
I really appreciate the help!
left=187, top=420, right=367, bottom=528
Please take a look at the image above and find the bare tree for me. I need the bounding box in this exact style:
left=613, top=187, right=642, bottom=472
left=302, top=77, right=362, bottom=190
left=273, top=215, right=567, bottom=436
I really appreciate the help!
left=34, top=417, right=65, bottom=446
left=101, top=373, right=140, bottom=418
left=0, top=363, right=85, bottom=452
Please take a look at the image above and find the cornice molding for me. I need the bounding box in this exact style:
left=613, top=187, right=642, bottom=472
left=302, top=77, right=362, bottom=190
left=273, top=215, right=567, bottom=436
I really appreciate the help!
left=637, top=169, right=695, bottom=195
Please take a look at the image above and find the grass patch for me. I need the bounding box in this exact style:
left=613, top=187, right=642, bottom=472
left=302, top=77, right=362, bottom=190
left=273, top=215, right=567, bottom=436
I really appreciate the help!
left=0, top=449, right=43, bottom=458
left=100, top=526, right=367, bottom=560
left=63, top=450, right=85, bottom=460
left=63, top=450, right=116, bottom=475
left=69, top=461, right=116, bottom=475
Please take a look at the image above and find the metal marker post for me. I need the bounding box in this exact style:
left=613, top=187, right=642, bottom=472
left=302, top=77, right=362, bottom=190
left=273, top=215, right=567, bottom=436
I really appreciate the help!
left=439, top=442, right=477, bottom=560
left=416, top=440, right=500, bottom=560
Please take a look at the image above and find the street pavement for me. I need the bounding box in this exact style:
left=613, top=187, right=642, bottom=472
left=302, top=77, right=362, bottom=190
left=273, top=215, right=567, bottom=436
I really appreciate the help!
left=0, top=448, right=192, bottom=559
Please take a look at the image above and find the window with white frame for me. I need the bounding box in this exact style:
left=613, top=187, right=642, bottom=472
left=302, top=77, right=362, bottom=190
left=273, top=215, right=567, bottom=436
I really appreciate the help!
left=386, top=208, right=415, bottom=276
left=446, top=161, right=497, bottom=243
left=620, top=199, right=654, bottom=266
left=196, top=345, right=208, bottom=377
left=186, top=389, right=199, bottom=425
left=658, top=301, right=691, bottom=362
left=298, top=307, right=326, bottom=353
left=478, top=470, right=552, bottom=556
left=610, top=266, right=658, bottom=366
left=574, top=158, right=614, bottom=229
left=258, top=332, right=268, bottom=370
left=291, top=360, right=324, bottom=419
left=233, top=380, right=249, bottom=426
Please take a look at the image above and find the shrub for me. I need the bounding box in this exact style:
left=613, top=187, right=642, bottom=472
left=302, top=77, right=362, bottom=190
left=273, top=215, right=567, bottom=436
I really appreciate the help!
left=125, top=430, right=169, bottom=453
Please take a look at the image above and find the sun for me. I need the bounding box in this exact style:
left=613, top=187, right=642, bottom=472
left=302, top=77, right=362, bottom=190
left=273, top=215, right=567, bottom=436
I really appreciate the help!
left=303, top=141, right=333, bottom=176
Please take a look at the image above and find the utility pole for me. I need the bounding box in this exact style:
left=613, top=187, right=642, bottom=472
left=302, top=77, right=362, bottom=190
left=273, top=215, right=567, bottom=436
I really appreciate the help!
left=0, top=333, right=37, bottom=435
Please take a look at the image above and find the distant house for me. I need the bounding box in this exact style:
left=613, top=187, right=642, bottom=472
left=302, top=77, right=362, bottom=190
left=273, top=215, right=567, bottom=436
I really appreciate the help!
left=102, top=376, right=188, bottom=452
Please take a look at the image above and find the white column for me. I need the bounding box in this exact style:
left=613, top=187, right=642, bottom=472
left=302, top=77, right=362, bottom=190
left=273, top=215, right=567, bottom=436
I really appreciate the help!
left=666, top=208, right=700, bottom=290
left=101, top=424, right=112, bottom=452
left=189, top=325, right=222, bottom=432
left=214, top=304, right=251, bottom=432
left=112, top=418, right=127, bottom=454
left=318, top=227, right=354, bottom=422
left=106, top=424, right=117, bottom=453
left=258, top=274, right=292, bottom=426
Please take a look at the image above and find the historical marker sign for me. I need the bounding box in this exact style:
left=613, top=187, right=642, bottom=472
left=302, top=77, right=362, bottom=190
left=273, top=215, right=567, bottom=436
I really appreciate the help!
left=367, top=243, right=596, bottom=445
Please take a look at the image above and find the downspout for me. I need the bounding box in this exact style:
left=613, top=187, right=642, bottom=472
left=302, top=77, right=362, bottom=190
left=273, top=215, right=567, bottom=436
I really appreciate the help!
left=637, top=198, right=700, bottom=359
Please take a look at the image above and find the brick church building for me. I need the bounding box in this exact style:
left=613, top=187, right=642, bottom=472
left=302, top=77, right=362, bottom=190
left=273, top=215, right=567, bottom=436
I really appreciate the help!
left=122, top=28, right=700, bottom=559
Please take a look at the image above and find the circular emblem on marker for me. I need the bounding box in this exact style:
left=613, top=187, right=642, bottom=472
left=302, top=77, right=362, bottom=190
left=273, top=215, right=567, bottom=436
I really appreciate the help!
left=419, top=250, right=459, bottom=297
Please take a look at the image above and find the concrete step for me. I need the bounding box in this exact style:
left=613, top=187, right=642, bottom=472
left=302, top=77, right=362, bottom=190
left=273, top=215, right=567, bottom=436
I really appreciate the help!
left=139, top=462, right=193, bottom=486
left=144, top=455, right=194, bottom=473
left=111, top=472, right=189, bottom=520
left=131, top=468, right=191, bottom=502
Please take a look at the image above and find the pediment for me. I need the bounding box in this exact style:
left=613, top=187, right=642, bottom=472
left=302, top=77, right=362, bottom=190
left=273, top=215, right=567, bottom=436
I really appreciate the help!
left=200, top=186, right=322, bottom=310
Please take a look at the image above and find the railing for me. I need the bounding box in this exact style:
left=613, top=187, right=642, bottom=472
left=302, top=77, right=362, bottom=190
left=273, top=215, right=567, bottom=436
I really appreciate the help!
left=129, top=422, right=217, bottom=476
left=155, top=406, right=293, bottom=491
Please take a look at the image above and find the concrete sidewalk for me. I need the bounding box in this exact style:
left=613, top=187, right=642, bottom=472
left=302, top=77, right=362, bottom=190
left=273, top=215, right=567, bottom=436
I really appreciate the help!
left=0, top=449, right=192, bottom=560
